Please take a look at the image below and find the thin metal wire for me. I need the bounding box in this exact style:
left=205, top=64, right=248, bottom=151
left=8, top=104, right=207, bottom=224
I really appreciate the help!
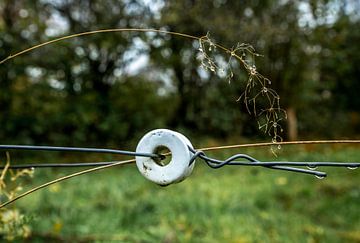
left=1, top=140, right=360, bottom=171
left=188, top=147, right=328, bottom=177
left=189, top=142, right=360, bottom=177
left=1, top=140, right=359, bottom=208
left=0, top=145, right=160, bottom=158
left=0, top=145, right=164, bottom=169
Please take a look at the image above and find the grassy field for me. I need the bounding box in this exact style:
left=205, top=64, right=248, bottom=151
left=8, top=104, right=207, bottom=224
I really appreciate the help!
left=7, top=144, right=360, bottom=242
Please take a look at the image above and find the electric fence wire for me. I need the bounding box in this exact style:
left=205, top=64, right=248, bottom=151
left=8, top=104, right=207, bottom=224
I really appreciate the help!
left=0, top=143, right=359, bottom=178
left=0, top=145, right=164, bottom=169
left=0, top=145, right=161, bottom=159
left=188, top=147, right=359, bottom=178
left=1, top=140, right=360, bottom=209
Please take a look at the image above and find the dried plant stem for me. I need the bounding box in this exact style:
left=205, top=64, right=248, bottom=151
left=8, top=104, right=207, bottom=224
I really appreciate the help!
left=0, top=28, right=232, bottom=65
left=0, top=153, right=10, bottom=183
left=197, top=33, right=286, bottom=143
left=199, top=139, right=360, bottom=152
left=0, top=159, right=134, bottom=208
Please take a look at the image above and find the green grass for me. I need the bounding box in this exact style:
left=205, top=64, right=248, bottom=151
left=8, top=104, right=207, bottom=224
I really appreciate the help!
left=10, top=145, right=360, bottom=242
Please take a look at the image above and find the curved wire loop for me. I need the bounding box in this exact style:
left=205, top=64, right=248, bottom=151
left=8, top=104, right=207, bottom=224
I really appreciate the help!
left=188, top=147, right=360, bottom=178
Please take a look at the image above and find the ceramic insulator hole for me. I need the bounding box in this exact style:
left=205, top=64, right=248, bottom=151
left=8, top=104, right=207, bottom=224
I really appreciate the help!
left=153, top=146, right=172, bottom=166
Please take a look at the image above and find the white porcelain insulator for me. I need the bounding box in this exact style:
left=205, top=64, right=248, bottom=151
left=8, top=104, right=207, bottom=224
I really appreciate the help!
left=135, top=129, right=195, bottom=186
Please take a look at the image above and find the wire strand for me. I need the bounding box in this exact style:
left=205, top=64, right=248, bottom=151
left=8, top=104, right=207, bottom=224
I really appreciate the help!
left=1, top=139, right=359, bottom=208
left=188, top=147, right=328, bottom=177
left=0, top=145, right=160, bottom=158
left=1, top=140, right=359, bottom=169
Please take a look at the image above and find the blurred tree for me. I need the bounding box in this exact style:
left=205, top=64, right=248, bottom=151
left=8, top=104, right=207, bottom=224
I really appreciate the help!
left=33, top=0, right=153, bottom=145
left=0, top=0, right=50, bottom=143
left=149, top=0, right=310, bottom=140
left=298, top=0, right=360, bottom=137
left=150, top=0, right=359, bottom=140
left=0, top=0, right=167, bottom=146
left=148, top=1, right=251, bottom=137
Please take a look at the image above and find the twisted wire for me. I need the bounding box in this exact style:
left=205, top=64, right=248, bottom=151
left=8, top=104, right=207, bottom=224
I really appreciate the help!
left=188, top=147, right=360, bottom=178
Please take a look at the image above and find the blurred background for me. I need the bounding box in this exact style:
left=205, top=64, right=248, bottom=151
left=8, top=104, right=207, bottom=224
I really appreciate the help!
left=0, top=0, right=359, bottom=242
left=1, top=0, right=359, bottom=146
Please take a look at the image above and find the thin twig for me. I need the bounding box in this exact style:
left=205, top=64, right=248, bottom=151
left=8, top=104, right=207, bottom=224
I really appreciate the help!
left=0, top=28, right=231, bottom=65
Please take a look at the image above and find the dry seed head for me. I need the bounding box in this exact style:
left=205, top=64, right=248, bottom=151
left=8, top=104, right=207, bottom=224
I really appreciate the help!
left=198, top=33, right=286, bottom=144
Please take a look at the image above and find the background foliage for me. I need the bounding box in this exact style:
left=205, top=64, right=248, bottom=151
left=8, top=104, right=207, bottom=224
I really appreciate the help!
left=0, top=0, right=359, bottom=145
